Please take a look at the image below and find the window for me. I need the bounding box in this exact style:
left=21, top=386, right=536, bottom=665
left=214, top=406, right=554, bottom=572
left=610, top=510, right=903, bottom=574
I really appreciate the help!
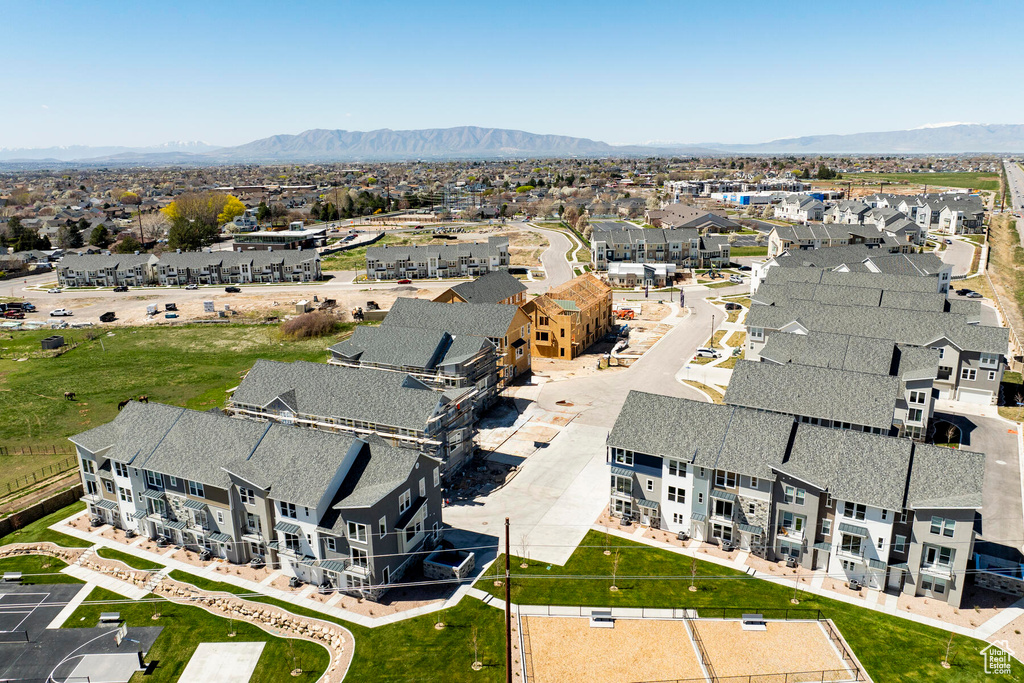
left=980, top=353, right=998, bottom=368
left=668, top=460, right=686, bottom=477
left=881, top=509, right=888, bottom=521
left=216, top=510, right=224, bottom=524
left=325, top=536, right=336, bottom=552
left=168, top=476, right=178, bottom=487
left=843, top=502, right=867, bottom=521
left=989, top=370, right=997, bottom=382
left=86, top=480, right=98, bottom=495
left=893, top=535, right=906, bottom=553
left=825, top=494, right=833, bottom=508
left=114, top=462, right=129, bottom=478
left=749, top=477, right=758, bottom=489
left=960, top=367, right=977, bottom=381
left=119, top=487, right=132, bottom=503
left=433, top=468, right=440, bottom=488
left=516, top=345, right=523, bottom=359
left=281, top=502, right=297, bottom=518
left=399, top=490, right=411, bottom=514
left=909, top=390, right=926, bottom=404
left=103, top=479, right=114, bottom=494
left=188, top=481, right=205, bottom=498
left=419, top=478, right=426, bottom=497
left=931, top=346, right=944, bottom=359
left=612, top=475, right=631, bottom=495
left=612, top=448, right=633, bottom=466
left=900, top=509, right=908, bottom=523
left=780, top=511, right=805, bottom=533
left=382, top=567, right=390, bottom=585
left=284, top=532, right=301, bottom=553
left=715, top=471, right=736, bottom=488
left=930, top=516, right=955, bottom=537
left=673, top=513, right=685, bottom=524
left=907, top=408, right=923, bottom=424
left=784, top=486, right=806, bottom=505
left=840, top=534, right=863, bottom=556
left=347, top=522, right=368, bottom=543
left=713, top=499, right=733, bottom=519
left=82, top=459, right=96, bottom=474
left=379, top=516, right=387, bottom=538
left=667, top=486, right=684, bottom=503
left=821, top=519, right=832, bottom=536
left=878, top=537, right=884, bottom=549
left=924, top=545, right=955, bottom=567
left=560, top=328, right=564, bottom=338
left=697, top=492, right=704, bottom=504
left=145, top=470, right=163, bottom=489
left=645, top=478, right=653, bottom=492
left=240, top=488, right=255, bottom=505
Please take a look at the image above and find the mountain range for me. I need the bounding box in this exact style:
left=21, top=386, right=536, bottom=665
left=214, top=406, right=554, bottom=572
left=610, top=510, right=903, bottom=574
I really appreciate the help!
left=3, top=124, right=1024, bottom=166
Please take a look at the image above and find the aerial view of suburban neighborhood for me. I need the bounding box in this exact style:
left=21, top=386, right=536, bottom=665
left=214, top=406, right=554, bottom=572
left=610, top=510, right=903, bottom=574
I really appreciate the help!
left=4, top=3, right=1024, bottom=683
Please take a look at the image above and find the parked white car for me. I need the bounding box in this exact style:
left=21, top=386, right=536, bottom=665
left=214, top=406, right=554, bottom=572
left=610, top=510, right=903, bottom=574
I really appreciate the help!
left=185, top=283, right=198, bottom=290
left=729, top=275, right=743, bottom=284
left=695, top=347, right=721, bottom=359
left=47, top=287, right=62, bottom=293
left=49, top=308, right=73, bottom=317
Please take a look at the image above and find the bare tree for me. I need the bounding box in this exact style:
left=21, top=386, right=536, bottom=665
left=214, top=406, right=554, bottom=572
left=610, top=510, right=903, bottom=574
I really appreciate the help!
left=689, top=556, right=698, bottom=592
left=610, top=549, right=621, bottom=592
left=520, top=533, right=530, bottom=569
left=946, top=424, right=958, bottom=448
left=471, top=625, right=482, bottom=670
left=942, top=633, right=955, bottom=668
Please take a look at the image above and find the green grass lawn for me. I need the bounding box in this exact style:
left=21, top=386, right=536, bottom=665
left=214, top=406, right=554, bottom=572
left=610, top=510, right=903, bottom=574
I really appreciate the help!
left=0, top=554, right=83, bottom=583
left=729, top=246, right=768, bottom=257
left=320, top=233, right=441, bottom=271
left=479, top=531, right=1013, bottom=682
left=66, top=587, right=329, bottom=683
left=0, top=324, right=353, bottom=456
left=169, top=570, right=507, bottom=682
left=850, top=172, right=999, bottom=192
left=0, top=501, right=92, bottom=547
left=96, top=546, right=164, bottom=571
left=706, top=280, right=741, bottom=288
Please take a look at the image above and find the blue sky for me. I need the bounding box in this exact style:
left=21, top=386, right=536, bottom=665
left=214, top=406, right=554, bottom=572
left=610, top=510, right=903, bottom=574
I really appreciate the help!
left=4, top=0, right=1023, bottom=148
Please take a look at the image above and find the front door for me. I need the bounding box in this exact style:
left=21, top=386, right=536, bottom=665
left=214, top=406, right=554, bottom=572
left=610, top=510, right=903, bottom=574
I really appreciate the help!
left=888, top=569, right=903, bottom=590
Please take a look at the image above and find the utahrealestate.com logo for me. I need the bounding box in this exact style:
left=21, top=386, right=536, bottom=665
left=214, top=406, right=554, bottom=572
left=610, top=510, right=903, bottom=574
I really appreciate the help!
left=982, top=641, right=1013, bottom=675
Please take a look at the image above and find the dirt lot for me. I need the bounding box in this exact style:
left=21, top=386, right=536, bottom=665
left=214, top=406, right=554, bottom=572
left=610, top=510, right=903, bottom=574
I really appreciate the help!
left=524, top=616, right=704, bottom=683
left=695, top=619, right=851, bottom=680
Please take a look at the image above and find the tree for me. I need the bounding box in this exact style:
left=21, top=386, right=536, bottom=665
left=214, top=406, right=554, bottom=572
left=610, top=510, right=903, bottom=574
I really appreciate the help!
left=167, top=216, right=218, bottom=252
left=162, top=191, right=239, bottom=230
left=216, top=195, right=246, bottom=226
left=256, top=201, right=271, bottom=223
left=89, top=224, right=111, bottom=248
left=113, top=235, right=143, bottom=253
left=56, top=222, right=83, bottom=249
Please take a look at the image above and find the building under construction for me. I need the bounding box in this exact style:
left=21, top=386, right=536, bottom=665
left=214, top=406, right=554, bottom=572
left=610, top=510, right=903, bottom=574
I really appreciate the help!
left=526, top=273, right=614, bottom=360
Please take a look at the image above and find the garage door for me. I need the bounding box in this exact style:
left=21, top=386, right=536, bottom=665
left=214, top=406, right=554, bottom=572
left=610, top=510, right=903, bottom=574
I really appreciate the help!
left=957, top=388, right=993, bottom=405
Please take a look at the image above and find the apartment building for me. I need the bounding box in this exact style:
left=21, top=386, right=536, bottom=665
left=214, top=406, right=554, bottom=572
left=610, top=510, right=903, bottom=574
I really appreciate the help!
left=526, top=273, right=614, bottom=360
left=57, top=253, right=156, bottom=287
left=775, top=195, right=824, bottom=222
left=590, top=225, right=731, bottom=271
left=606, top=391, right=984, bottom=606
left=73, top=401, right=442, bottom=599
left=226, top=360, right=477, bottom=474
left=766, top=224, right=851, bottom=258
left=644, top=204, right=740, bottom=232
left=380, top=297, right=531, bottom=386
left=365, top=236, right=509, bottom=280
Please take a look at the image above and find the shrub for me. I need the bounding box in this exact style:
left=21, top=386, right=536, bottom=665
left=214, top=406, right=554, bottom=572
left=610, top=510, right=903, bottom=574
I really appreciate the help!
left=280, top=312, right=340, bottom=339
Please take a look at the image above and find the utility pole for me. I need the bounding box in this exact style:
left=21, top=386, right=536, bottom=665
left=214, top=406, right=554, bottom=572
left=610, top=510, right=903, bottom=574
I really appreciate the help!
left=505, top=517, right=512, bottom=683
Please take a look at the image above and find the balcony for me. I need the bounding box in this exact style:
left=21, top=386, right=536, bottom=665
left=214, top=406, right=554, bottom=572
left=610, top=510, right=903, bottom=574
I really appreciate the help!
left=920, top=563, right=954, bottom=579
left=344, top=561, right=371, bottom=579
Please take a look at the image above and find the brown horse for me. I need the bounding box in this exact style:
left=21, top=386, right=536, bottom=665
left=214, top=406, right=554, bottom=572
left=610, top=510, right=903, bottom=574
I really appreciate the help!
left=64, top=391, right=76, bottom=400
left=117, top=399, right=130, bottom=410
left=138, top=395, right=149, bottom=403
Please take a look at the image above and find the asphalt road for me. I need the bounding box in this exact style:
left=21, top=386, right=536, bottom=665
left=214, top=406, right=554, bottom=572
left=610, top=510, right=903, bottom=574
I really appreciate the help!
left=940, top=238, right=975, bottom=277
left=1004, top=160, right=1024, bottom=245
left=523, top=223, right=574, bottom=291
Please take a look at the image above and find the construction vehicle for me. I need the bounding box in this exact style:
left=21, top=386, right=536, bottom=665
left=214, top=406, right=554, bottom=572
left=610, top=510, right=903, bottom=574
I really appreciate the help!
left=366, top=301, right=380, bottom=311
left=614, top=309, right=636, bottom=320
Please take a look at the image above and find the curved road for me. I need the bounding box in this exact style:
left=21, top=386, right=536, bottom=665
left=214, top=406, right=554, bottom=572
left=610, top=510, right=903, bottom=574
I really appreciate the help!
left=522, top=222, right=574, bottom=291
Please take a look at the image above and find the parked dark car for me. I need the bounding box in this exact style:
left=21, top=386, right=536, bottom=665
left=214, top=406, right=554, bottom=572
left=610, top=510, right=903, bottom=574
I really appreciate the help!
left=3, top=310, right=25, bottom=319
left=99, top=312, right=116, bottom=323
left=113, top=285, right=129, bottom=292
left=165, top=302, right=178, bottom=311
left=225, top=286, right=241, bottom=293
left=724, top=302, right=742, bottom=310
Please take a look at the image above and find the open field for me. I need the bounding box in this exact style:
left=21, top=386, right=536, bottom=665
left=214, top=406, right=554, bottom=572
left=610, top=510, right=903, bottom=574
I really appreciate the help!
left=0, top=324, right=354, bottom=464
left=479, top=530, right=1016, bottom=682
left=0, top=501, right=91, bottom=547
left=695, top=619, right=850, bottom=680
left=845, top=172, right=999, bottom=192
left=321, top=233, right=439, bottom=270
left=66, top=587, right=329, bottom=683
left=730, top=246, right=768, bottom=257
left=523, top=616, right=703, bottom=683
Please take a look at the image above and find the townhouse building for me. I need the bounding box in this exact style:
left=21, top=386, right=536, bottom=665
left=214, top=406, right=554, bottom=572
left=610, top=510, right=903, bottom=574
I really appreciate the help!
left=913, top=195, right=984, bottom=235
left=379, top=297, right=532, bottom=387
left=73, top=401, right=442, bottom=599
left=606, top=391, right=984, bottom=606
left=328, top=325, right=500, bottom=411
left=365, top=236, right=509, bottom=280
left=433, top=270, right=527, bottom=306
left=57, top=250, right=321, bottom=287
left=226, top=359, right=478, bottom=475
left=824, top=201, right=872, bottom=225
left=590, top=226, right=731, bottom=272
left=766, top=224, right=851, bottom=258
left=525, top=273, right=614, bottom=360
left=775, top=195, right=824, bottom=222
left=745, top=297, right=1007, bottom=404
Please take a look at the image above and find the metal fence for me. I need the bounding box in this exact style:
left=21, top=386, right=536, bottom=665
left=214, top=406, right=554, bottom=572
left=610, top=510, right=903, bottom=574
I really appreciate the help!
left=515, top=604, right=819, bottom=621
left=688, top=619, right=718, bottom=682
left=634, top=670, right=859, bottom=683
left=2, top=455, right=78, bottom=494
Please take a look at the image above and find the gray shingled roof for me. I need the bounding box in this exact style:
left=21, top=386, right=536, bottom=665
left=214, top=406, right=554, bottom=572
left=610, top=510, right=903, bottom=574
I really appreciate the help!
left=755, top=280, right=947, bottom=312
left=449, top=271, right=526, bottom=304
left=759, top=331, right=939, bottom=382
left=608, top=391, right=794, bottom=479
left=746, top=299, right=1007, bottom=355
left=230, top=359, right=464, bottom=431
left=382, top=298, right=520, bottom=339
left=60, top=253, right=153, bottom=271
left=780, top=425, right=912, bottom=511
left=591, top=226, right=699, bottom=247
left=70, top=401, right=188, bottom=463
left=762, top=268, right=940, bottom=294
left=366, top=236, right=507, bottom=262
left=907, top=444, right=985, bottom=509
left=724, top=360, right=901, bottom=431
left=331, top=326, right=451, bottom=367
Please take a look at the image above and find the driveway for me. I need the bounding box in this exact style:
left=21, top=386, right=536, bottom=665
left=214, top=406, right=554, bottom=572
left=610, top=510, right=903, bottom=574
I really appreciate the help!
left=936, top=410, right=1024, bottom=548
left=443, top=421, right=611, bottom=565
left=940, top=238, right=975, bottom=277
left=523, top=223, right=574, bottom=291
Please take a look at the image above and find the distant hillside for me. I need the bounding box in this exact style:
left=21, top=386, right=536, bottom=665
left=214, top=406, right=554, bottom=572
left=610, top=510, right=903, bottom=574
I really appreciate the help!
left=0, top=141, right=220, bottom=162
left=704, top=124, right=1024, bottom=153
left=212, top=126, right=622, bottom=161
